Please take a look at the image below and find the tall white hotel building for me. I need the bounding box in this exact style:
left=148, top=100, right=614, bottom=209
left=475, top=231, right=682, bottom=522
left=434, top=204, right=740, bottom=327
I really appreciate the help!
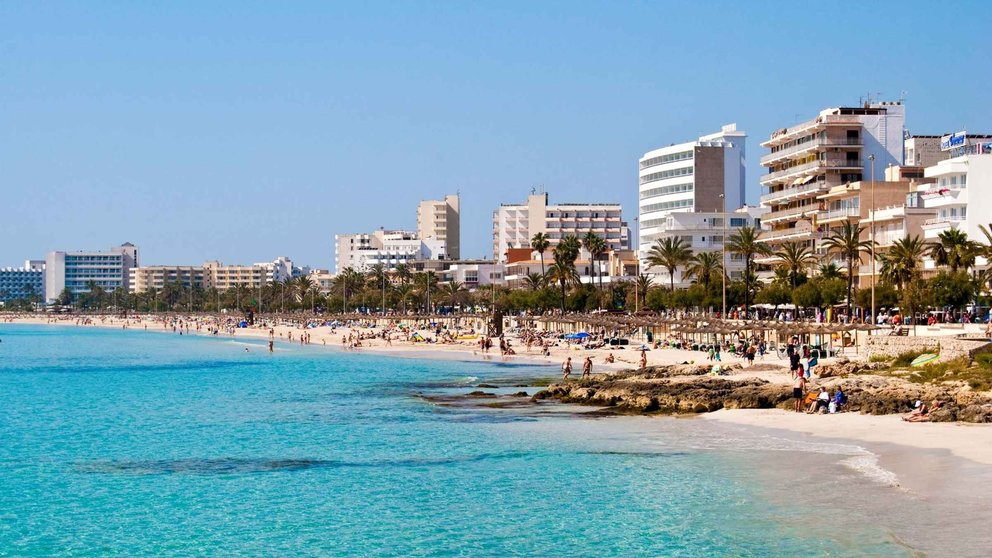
left=638, top=124, right=747, bottom=267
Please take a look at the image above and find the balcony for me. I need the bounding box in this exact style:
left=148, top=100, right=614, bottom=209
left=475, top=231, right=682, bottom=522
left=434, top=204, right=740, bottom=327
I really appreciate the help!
left=761, top=159, right=864, bottom=185
left=758, top=228, right=827, bottom=242
left=762, top=205, right=819, bottom=224
left=818, top=207, right=860, bottom=222
left=759, top=181, right=829, bottom=205
left=762, top=114, right=865, bottom=147
left=760, top=137, right=864, bottom=166
left=922, top=217, right=964, bottom=230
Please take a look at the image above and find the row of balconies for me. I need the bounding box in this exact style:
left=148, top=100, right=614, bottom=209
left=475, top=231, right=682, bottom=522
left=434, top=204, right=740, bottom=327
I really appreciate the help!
left=761, top=159, right=864, bottom=185
left=760, top=137, right=864, bottom=166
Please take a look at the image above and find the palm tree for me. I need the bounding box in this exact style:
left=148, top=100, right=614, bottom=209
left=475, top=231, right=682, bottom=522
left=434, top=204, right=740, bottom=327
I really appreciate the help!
left=394, top=263, right=413, bottom=285
left=878, top=235, right=927, bottom=290
left=416, top=271, right=439, bottom=313
left=394, top=284, right=415, bottom=313
left=523, top=272, right=546, bottom=291
left=728, top=225, right=771, bottom=315
left=583, top=232, right=608, bottom=293
left=822, top=221, right=872, bottom=319
left=279, top=277, right=294, bottom=312
left=333, top=267, right=363, bottom=312
left=646, top=237, right=692, bottom=292
left=684, top=251, right=723, bottom=290
left=635, top=273, right=653, bottom=311
left=547, top=254, right=580, bottom=312
left=439, top=281, right=468, bottom=308
left=531, top=232, right=550, bottom=276
left=817, top=262, right=843, bottom=280
left=774, top=241, right=815, bottom=288
left=294, top=276, right=314, bottom=303
left=929, top=228, right=977, bottom=272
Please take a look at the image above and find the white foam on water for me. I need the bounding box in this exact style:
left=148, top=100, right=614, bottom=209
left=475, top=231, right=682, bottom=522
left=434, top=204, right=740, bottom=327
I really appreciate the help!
left=839, top=454, right=900, bottom=487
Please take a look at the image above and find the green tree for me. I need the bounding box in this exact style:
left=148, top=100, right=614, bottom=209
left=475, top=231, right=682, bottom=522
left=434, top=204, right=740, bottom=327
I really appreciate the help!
left=685, top=251, right=723, bottom=291
left=929, top=270, right=974, bottom=312
left=582, top=232, right=608, bottom=295
left=774, top=241, right=815, bottom=288
left=878, top=235, right=927, bottom=290
left=822, top=221, right=872, bottom=320
left=728, top=225, right=771, bottom=314
left=531, top=232, right=551, bottom=277
left=929, top=228, right=977, bottom=272
left=646, top=237, right=692, bottom=292
left=547, top=239, right=581, bottom=312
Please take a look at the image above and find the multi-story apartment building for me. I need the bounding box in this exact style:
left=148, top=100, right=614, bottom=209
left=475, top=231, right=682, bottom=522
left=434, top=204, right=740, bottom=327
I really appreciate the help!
left=45, top=243, right=139, bottom=302
left=129, top=266, right=207, bottom=293
left=492, top=193, right=628, bottom=262
left=129, top=257, right=299, bottom=293
left=638, top=124, right=747, bottom=260
left=918, top=137, right=992, bottom=269
left=335, top=229, right=446, bottom=273
left=644, top=206, right=766, bottom=287
left=0, top=260, right=45, bottom=303
left=812, top=177, right=935, bottom=285
left=444, top=261, right=504, bottom=289
left=758, top=102, right=906, bottom=252
left=417, top=194, right=460, bottom=260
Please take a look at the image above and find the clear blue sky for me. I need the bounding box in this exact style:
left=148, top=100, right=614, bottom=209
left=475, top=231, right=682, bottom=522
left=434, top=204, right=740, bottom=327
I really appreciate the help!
left=2, top=1, right=989, bottom=269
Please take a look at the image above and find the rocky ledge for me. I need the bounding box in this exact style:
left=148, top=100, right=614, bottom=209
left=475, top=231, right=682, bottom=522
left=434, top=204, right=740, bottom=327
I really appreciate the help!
left=532, top=364, right=992, bottom=423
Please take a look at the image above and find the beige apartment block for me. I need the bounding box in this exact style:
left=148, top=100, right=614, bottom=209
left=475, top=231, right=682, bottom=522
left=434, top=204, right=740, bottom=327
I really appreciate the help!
left=492, top=193, right=629, bottom=262
left=417, top=194, right=460, bottom=260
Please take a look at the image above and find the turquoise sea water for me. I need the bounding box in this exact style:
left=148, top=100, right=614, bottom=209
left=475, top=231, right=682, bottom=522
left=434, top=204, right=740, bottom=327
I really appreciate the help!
left=0, top=324, right=979, bottom=556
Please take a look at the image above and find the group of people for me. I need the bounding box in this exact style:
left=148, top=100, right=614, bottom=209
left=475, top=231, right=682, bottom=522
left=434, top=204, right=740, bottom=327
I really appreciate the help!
left=561, top=356, right=595, bottom=380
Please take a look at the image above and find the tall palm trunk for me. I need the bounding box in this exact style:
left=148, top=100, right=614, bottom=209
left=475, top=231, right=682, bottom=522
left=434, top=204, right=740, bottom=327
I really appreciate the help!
left=847, top=257, right=855, bottom=321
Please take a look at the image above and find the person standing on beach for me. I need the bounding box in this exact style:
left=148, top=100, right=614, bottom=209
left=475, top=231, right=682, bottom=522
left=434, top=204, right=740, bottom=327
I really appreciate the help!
left=582, top=357, right=592, bottom=379
left=639, top=349, right=648, bottom=370
left=793, top=368, right=806, bottom=412
left=562, top=357, right=572, bottom=380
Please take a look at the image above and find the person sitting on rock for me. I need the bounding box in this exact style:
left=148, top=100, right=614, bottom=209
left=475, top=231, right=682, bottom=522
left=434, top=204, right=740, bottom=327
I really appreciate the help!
left=830, top=386, right=846, bottom=413
left=807, top=387, right=830, bottom=414
left=903, top=399, right=942, bottom=422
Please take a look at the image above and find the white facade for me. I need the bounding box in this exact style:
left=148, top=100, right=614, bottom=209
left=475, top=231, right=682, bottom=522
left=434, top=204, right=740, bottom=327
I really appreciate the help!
left=492, top=193, right=628, bottom=262
left=335, top=230, right=446, bottom=272
left=45, top=243, right=139, bottom=302
left=920, top=153, right=992, bottom=268
left=643, top=206, right=767, bottom=287
left=444, top=261, right=504, bottom=288
left=639, top=124, right=747, bottom=255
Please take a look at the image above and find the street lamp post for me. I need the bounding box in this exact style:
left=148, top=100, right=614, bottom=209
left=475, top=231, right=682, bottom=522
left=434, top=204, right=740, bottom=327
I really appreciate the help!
left=719, top=193, right=727, bottom=319
left=869, top=154, right=876, bottom=330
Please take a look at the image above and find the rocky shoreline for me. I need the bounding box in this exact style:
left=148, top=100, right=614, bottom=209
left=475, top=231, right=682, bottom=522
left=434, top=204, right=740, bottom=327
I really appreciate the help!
left=531, top=363, right=992, bottom=423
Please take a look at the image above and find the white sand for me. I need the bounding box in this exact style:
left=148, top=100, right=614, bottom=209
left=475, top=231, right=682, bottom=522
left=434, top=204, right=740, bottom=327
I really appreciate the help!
left=706, top=408, right=992, bottom=465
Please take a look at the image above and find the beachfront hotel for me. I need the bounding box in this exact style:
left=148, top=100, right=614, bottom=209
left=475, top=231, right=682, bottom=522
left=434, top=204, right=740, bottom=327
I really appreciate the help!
left=644, top=207, right=767, bottom=287
left=917, top=134, right=992, bottom=270
left=492, top=192, right=629, bottom=262
left=0, top=260, right=45, bottom=303
left=44, top=243, right=139, bottom=303
left=129, top=257, right=301, bottom=293
left=637, top=124, right=748, bottom=280
left=757, top=101, right=906, bottom=256
left=334, top=229, right=446, bottom=273
left=417, top=194, right=460, bottom=260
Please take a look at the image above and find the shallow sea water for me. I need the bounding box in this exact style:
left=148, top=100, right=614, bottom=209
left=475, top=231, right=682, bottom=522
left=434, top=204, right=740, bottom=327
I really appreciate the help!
left=0, top=324, right=983, bottom=556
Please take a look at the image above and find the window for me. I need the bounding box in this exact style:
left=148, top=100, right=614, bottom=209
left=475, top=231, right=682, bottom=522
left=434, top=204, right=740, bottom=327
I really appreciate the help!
left=730, top=218, right=746, bottom=227
left=640, top=150, right=693, bottom=169
left=640, top=199, right=693, bottom=213
left=639, top=166, right=693, bottom=185
left=640, top=182, right=694, bottom=199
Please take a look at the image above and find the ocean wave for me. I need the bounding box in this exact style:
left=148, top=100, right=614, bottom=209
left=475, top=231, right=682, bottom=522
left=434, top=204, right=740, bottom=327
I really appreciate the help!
left=839, top=454, right=900, bottom=487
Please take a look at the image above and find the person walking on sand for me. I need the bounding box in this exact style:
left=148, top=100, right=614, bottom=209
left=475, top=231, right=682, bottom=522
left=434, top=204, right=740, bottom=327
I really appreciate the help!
left=562, top=357, right=572, bottom=380
left=793, top=367, right=806, bottom=412
left=639, top=349, right=648, bottom=370
left=582, top=356, right=592, bottom=379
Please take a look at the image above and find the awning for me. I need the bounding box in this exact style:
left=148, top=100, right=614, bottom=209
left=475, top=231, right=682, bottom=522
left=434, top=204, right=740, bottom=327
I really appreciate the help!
left=792, top=177, right=805, bottom=186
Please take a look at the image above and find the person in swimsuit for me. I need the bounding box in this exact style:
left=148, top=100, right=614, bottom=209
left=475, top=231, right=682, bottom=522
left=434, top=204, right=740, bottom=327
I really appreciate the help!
left=639, top=349, right=648, bottom=370
left=582, top=357, right=592, bottom=379
left=562, top=357, right=572, bottom=381
left=793, top=369, right=806, bottom=412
